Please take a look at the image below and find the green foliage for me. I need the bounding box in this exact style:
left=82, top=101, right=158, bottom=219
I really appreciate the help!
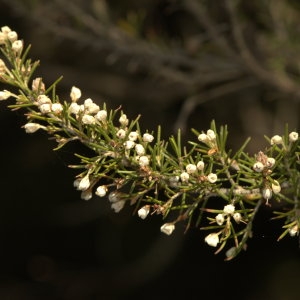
left=0, top=26, right=299, bottom=260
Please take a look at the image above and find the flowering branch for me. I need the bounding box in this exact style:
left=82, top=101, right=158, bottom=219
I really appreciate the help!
left=0, top=26, right=299, bottom=260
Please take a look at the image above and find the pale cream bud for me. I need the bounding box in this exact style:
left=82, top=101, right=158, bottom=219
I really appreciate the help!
left=135, top=144, right=145, bottom=155
left=289, top=132, right=298, bottom=142
left=51, top=103, right=63, bottom=114
left=207, top=129, right=216, bottom=141
left=111, top=200, right=125, bottom=213
left=198, top=133, right=208, bottom=143
left=124, top=140, right=135, bottom=149
left=82, top=114, right=96, bottom=125
left=138, top=155, right=150, bottom=167
left=138, top=205, right=150, bottom=219
left=253, top=161, right=264, bottom=172
left=70, top=86, right=81, bottom=102
left=233, top=212, right=242, bottom=223
left=262, top=188, right=272, bottom=200
left=160, top=223, right=175, bottom=235
left=0, top=90, right=11, bottom=100
left=186, top=164, right=197, bottom=174
left=12, top=40, right=23, bottom=53
left=128, top=131, right=139, bottom=141
left=24, top=122, right=44, bottom=133
left=69, top=102, right=80, bottom=115
left=95, top=110, right=107, bottom=122
left=143, top=133, right=154, bottom=143
left=196, top=161, right=205, bottom=171
left=119, top=114, right=129, bottom=126
left=270, top=135, right=283, bottom=145
left=95, top=185, right=107, bottom=197
left=271, top=180, right=281, bottom=194
left=223, top=204, right=235, bottom=215
left=32, top=77, right=45, bottom=92
left=180, top=172, right=189, bottom=182
left=204, top=233, right=219, bottom=247
left=216, top=214, right=225, bottom=225
left=78, top=175, right=90, bottom=191
left=207, top=173, right=218, bottom=183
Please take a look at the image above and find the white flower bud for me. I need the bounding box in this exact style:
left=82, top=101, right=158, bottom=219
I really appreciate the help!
left=289, top=132, right=298, bottom=142
left=289, top=225, right=299, bottom=237
left=78, top=175, right=90, bottom=191
left=124, top=140, right=135, bottom=149
left=233, top=212, right=242, bottom=223
left=262, top=188, right=272, bottom=200
left=266, top=157, right=275, bottom=168
left=95, top=185, right=107, bottom=197
left=128, top=131, right=139, bottom=141
left=138, top=205, right=150, bottom=219
left=12, top=40, right=23, bottom=53
left=138, top=155, right=150, bottom=167
left=119, top=114, right=129, bottom=126
left=207, top=173, right=217, bottom=183
left=143, top=133, right=154, bottom=143
left=270, top=135, right=283, bottom=145
left=69, top=102, right=81, bottom=115
left=32, top=77, right=45, bottom=92
left=95, top=110, right=107, bottom=122
left=82, top=114, right=96, bottom=125
left=186, top=164, right=197, bottom=174
left=37, top=95, right=51, bottom=105
left=7, top=31, right=17, bottom=42
left=223, top=204, right=235, bottom=215
left=198, top=133, right=208, bottom=143
left=51, top=103, right=63, bottom=114
left=1, top=26, right=11, bottom=34
left=135, top=144, right=145, bottom=155
left=180, top=172, right=189, bottom=182
left=207, top=129, right=216, bottom=141
left=116, top=129, right=126, bottom=139
left=215, top=213, right=225, bottom=225
left=253, top=161, right=264, bottom=172
left=84, top=98, right=100, bottom=114
left=196, top=161, right=205, bottom=171
left=271, top=180, right=281, bottom=194
left=0, top=90, right=12, bottom=100
left=24, top=122, right=43, bottom=133
left=160, top=223, right=175, bottom=235
left=39, top=103, right=52, bottom=114
left=70, top=86, right=81, bottom=102
left=204, top=233, right=219, bottom=247
left=111, top=200, right=125, bottom=213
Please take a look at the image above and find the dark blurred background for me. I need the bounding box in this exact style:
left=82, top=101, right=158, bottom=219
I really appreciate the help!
left=0, top=0, right=300, bottom=299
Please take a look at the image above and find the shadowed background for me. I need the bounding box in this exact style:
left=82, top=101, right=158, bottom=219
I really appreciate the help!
left=0, top=0, right=300, bottom=299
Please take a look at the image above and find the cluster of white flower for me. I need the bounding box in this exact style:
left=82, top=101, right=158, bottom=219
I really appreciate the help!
left=68, top=86, right=108, bottom=125
left=198, top=129, right=216, bottom=145
left=0, top=26, right=23, bottom=54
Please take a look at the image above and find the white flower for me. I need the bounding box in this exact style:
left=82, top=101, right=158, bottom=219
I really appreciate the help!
left=138, top=155, right=150, bottom=167
left=51, top=103, right=63, bottom=114
left=81, top=190, right=93, bottom=201
left=207, top=173, right=217, bottom=183
left=12, top=40, right=23, bottom=53
left=215, top=214, right=225, bottom=226
left=253, top=161, right=264, bottom=172
left=198, top=133, right=208, bottom=143
left=82, top=114, right=96, bottom=125
left=289, top=132, right=298, bottom=142
left=111, top=200, right=125, bottom=213
left=119, top=114, right=129, bottom=126
left=0, top=90, right=11, bottom=100
left=271, top=180, right=281, bottom=194
left=128, top=131, right=139, bottom=141
left=69, top=102, right=81, bottom=115
left=78, top=175, right=90, bottom=191
left=143, top=133, right=154, bottom=143
left=207, top=129, right=216, bottom=141
left=32, top=77, right=45, bottom=92
left=204, top=233, right=219, bottom=247
left=160, top=223, right=175, bottom=235
left=70, top=86, right=81, bottom=102
left=223, top=204, right=235, bottom=215
left=124, top=140, right=135, bottom=149
left=116, top=129, right=126, bottom=139
left=233, top=212, right=242, bottom=223
left=39, top=103, right=52, bottom=114
left=262, top=188, right=272, bottom=201
left=95, top=185, right=107, bottom=197
left=84, top=98, right=100, bottom=114
left=180, top=172, right=189, bottom=182
left=37, top=95, right=51, bottom=105
left=135, top=144, right=145, bottom=155
left=1, top=26, right=11, bottom=34
left=7, top=31, right=17, bottom=42
left=24, top=122, right=44, bottom=133
left=138, top=205, right=150, bottom=219
left=266, top=157, right=275, bottom=168
left=270, top=135, right=283, bottom=145
left=186, top=164, right=197, bottom=174
left=196, top=161, right=205, bottom=171
left=289, top=225, right=299, bottom=237
left=95, top=110, right=107, bottom=122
